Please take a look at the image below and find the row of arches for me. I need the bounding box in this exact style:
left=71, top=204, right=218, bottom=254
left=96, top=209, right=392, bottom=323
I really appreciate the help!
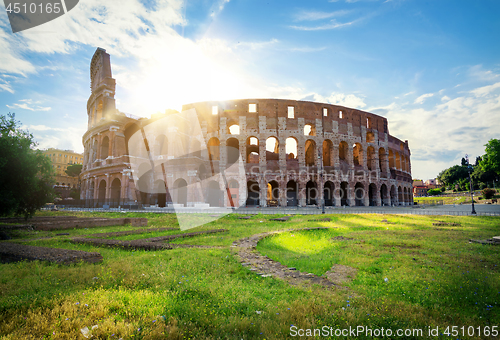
left=205, top=136, right=409, bottom=172
left=246, top=180, right=412, bottom=207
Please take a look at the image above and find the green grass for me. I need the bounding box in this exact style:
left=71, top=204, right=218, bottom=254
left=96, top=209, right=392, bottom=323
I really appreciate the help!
left=1, top=212, right=499, bottom=339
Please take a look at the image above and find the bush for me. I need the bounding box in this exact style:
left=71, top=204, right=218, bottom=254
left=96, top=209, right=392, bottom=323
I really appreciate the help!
left=440, top=186, right=446, bottom=192
left=482, top=188, right=496, bottom=199
left=427, top=188, right=441, bottom=196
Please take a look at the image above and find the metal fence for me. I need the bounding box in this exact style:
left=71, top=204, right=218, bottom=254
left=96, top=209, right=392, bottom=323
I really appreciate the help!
left=47, top=203, right=500, bottom=217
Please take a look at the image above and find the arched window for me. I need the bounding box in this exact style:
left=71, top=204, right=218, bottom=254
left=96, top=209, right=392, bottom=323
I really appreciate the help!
left=353, top=143, right=363, bottom=166
left=207, top=137, right=220, bottom=161
left=323, top=140, right=333, bottom=166
left=305, top=139, right=316, bottom=166
left=100, top=136, right=109, bottom=159
left=266, top=137, right=279, bottom=163
left=246, top=137, right=259, bottom=164
left=286, top=137, right=297, bottom=160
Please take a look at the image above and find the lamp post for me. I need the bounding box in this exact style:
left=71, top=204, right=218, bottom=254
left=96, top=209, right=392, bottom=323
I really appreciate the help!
left=466, top=155, right=476, bottom=215
left=318, top=154, right=325, bottom=214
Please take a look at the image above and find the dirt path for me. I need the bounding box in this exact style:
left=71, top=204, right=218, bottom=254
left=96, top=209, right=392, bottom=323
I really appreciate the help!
left=231, top=227, right=357, bottom=289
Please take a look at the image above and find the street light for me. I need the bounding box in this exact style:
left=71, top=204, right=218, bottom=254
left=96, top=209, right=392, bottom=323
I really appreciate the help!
left=465, top=155, right=476, bottom=215
left=318, top=154, right=325, bottom=214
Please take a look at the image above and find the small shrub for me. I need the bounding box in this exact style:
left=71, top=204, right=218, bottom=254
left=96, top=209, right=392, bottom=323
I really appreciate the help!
left=482, top=188, right=496, bottom=199
left=427, top=188, right=441, bottom=196
left=440, top=186, right=446, bottom=192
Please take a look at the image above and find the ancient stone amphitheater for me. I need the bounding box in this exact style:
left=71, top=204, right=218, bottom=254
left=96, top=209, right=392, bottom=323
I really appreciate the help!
left=80, top=48, right=413, bottom=209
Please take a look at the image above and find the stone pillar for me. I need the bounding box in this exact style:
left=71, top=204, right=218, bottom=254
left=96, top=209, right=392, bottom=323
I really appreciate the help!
left=348, top=183, right=355, bottom=207
left=298, top=180, right=306, bottom=207
left=105, top=173, right=111, bottom=200
left=260, top=177, right=267, bottom=207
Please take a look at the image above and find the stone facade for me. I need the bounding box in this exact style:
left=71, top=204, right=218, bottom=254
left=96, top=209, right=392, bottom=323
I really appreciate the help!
left=80, top=48, right=413, bottom=207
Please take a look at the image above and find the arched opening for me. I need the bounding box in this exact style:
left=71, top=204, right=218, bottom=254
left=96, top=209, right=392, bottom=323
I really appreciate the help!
left=339, top=141, right=348, bottom=163
left=323, top=140, right=333, bottom=167
left=398, top=186, right=403, bottom=205
left=198, top=164, right=209, bottom=180
left=324, top=181, right=334, bottom=206
left=304, top=124, right=315, bottom=136
left=286, top=180, right=298, bottom=206
left=380, top=184, right=388, bottom=206
left=286, top=137, right=297, bottom=159
left=246, top=137, right=259, bottom=164
left=98, top=180, right=106, bottom=206
left=267, top=180, right=279, bottom=206
left=286, top=137, right=298, bottom=170
left=354, top=182, right=365, bottom=206
left=226, top=137, right=239, bottom=166
left=173, top=178, right=188, bottom=207
left=305, top=139, right=316, bottom=166
left=353, top=143, right=363, bottom=167
left=395, top=152, right=401, bottom=170
left=390, top=185, right=397, bottom=206
left=154, top=180, right=167, bottom=208
left=155, top=134, right=168, bottom=157
left=208, top=180, right=222, bottom=207
left=228, top=124, right=240, bottom=135
left=367, top=146, right=376, bottom=171
left=306, top=181, right=318, bottom=205
left=401, top=155, right=406, bottom=172
left=403, top=187, right=408, bottom=205
left=111, top=178, right=121, bottom=207
left=266, top=137, right=279, bottom=160
left=369, top=183, right=377, bottom=206
left=100, top=136, right=109, bottom=159
left=246, top=180, right=260, bottom=206
left=137, top=167, right=153, bottom=206
left=366, top=131, right=374, bottom=143
left=96, top=100, right=103, bottom=121
left=389, top=150, right=395, bottom=169
left=228, top=180, right=239, bottom=206
left=207, top=137, right=220, bottom=161
left=379, top=148, right=387, bottom=173
left=340, top=181, right=349, bottom=206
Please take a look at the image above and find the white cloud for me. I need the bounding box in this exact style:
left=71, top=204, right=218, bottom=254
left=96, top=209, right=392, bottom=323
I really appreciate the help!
left=379, top=82, right=500, bottom=180
left=327, top=92, right=366, bottom=108
left=7, top=99, right=51, bottom=111
left=414, top=93, right=433, bottom=104
left=290, top=20, right=355, bottom=31
left=294, top=10, right=350, bottom=22
left=470, top=82, right=500, bottom=98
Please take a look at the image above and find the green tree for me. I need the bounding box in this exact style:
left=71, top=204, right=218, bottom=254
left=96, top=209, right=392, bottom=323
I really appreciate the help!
left=0, top=113, right=54, bottom=218
left=65, top=163, right=82, bottom=177
left=480, top=139, right=500, bottom=177
left=437, top=165, right=469, bottom=188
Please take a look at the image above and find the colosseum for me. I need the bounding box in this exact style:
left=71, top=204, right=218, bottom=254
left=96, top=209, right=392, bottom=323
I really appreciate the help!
left=80, top=48, right=413, bottom=209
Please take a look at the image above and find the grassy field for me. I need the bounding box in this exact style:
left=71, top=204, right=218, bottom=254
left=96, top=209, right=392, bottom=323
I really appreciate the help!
left=1, top=212, right=499, bottom=339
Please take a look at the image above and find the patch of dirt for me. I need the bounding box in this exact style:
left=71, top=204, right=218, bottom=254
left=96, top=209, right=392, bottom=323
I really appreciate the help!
left=310, top=217, right=332, bottom=222
left=324, top=264, right=357, bottom=285
left=0, top=241, right=102, bottom=264
left=270, top=216, right=291, bottom=222
left=433, top=222, right=461, bottom=226
left=71, top=229, right=228, bottom=251
left=383, top=243, right=421, bottom=249
left=87, top=227, right=178, bottom=238
left=331, top=236, right=354, bottom=241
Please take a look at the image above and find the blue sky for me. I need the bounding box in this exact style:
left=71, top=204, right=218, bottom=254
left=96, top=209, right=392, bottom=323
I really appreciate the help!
left=1, top=0, right=499, bottom=180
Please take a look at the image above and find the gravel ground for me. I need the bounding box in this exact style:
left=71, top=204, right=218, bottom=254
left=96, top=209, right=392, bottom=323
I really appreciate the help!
left=0, top=242, right=103, bottom=264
